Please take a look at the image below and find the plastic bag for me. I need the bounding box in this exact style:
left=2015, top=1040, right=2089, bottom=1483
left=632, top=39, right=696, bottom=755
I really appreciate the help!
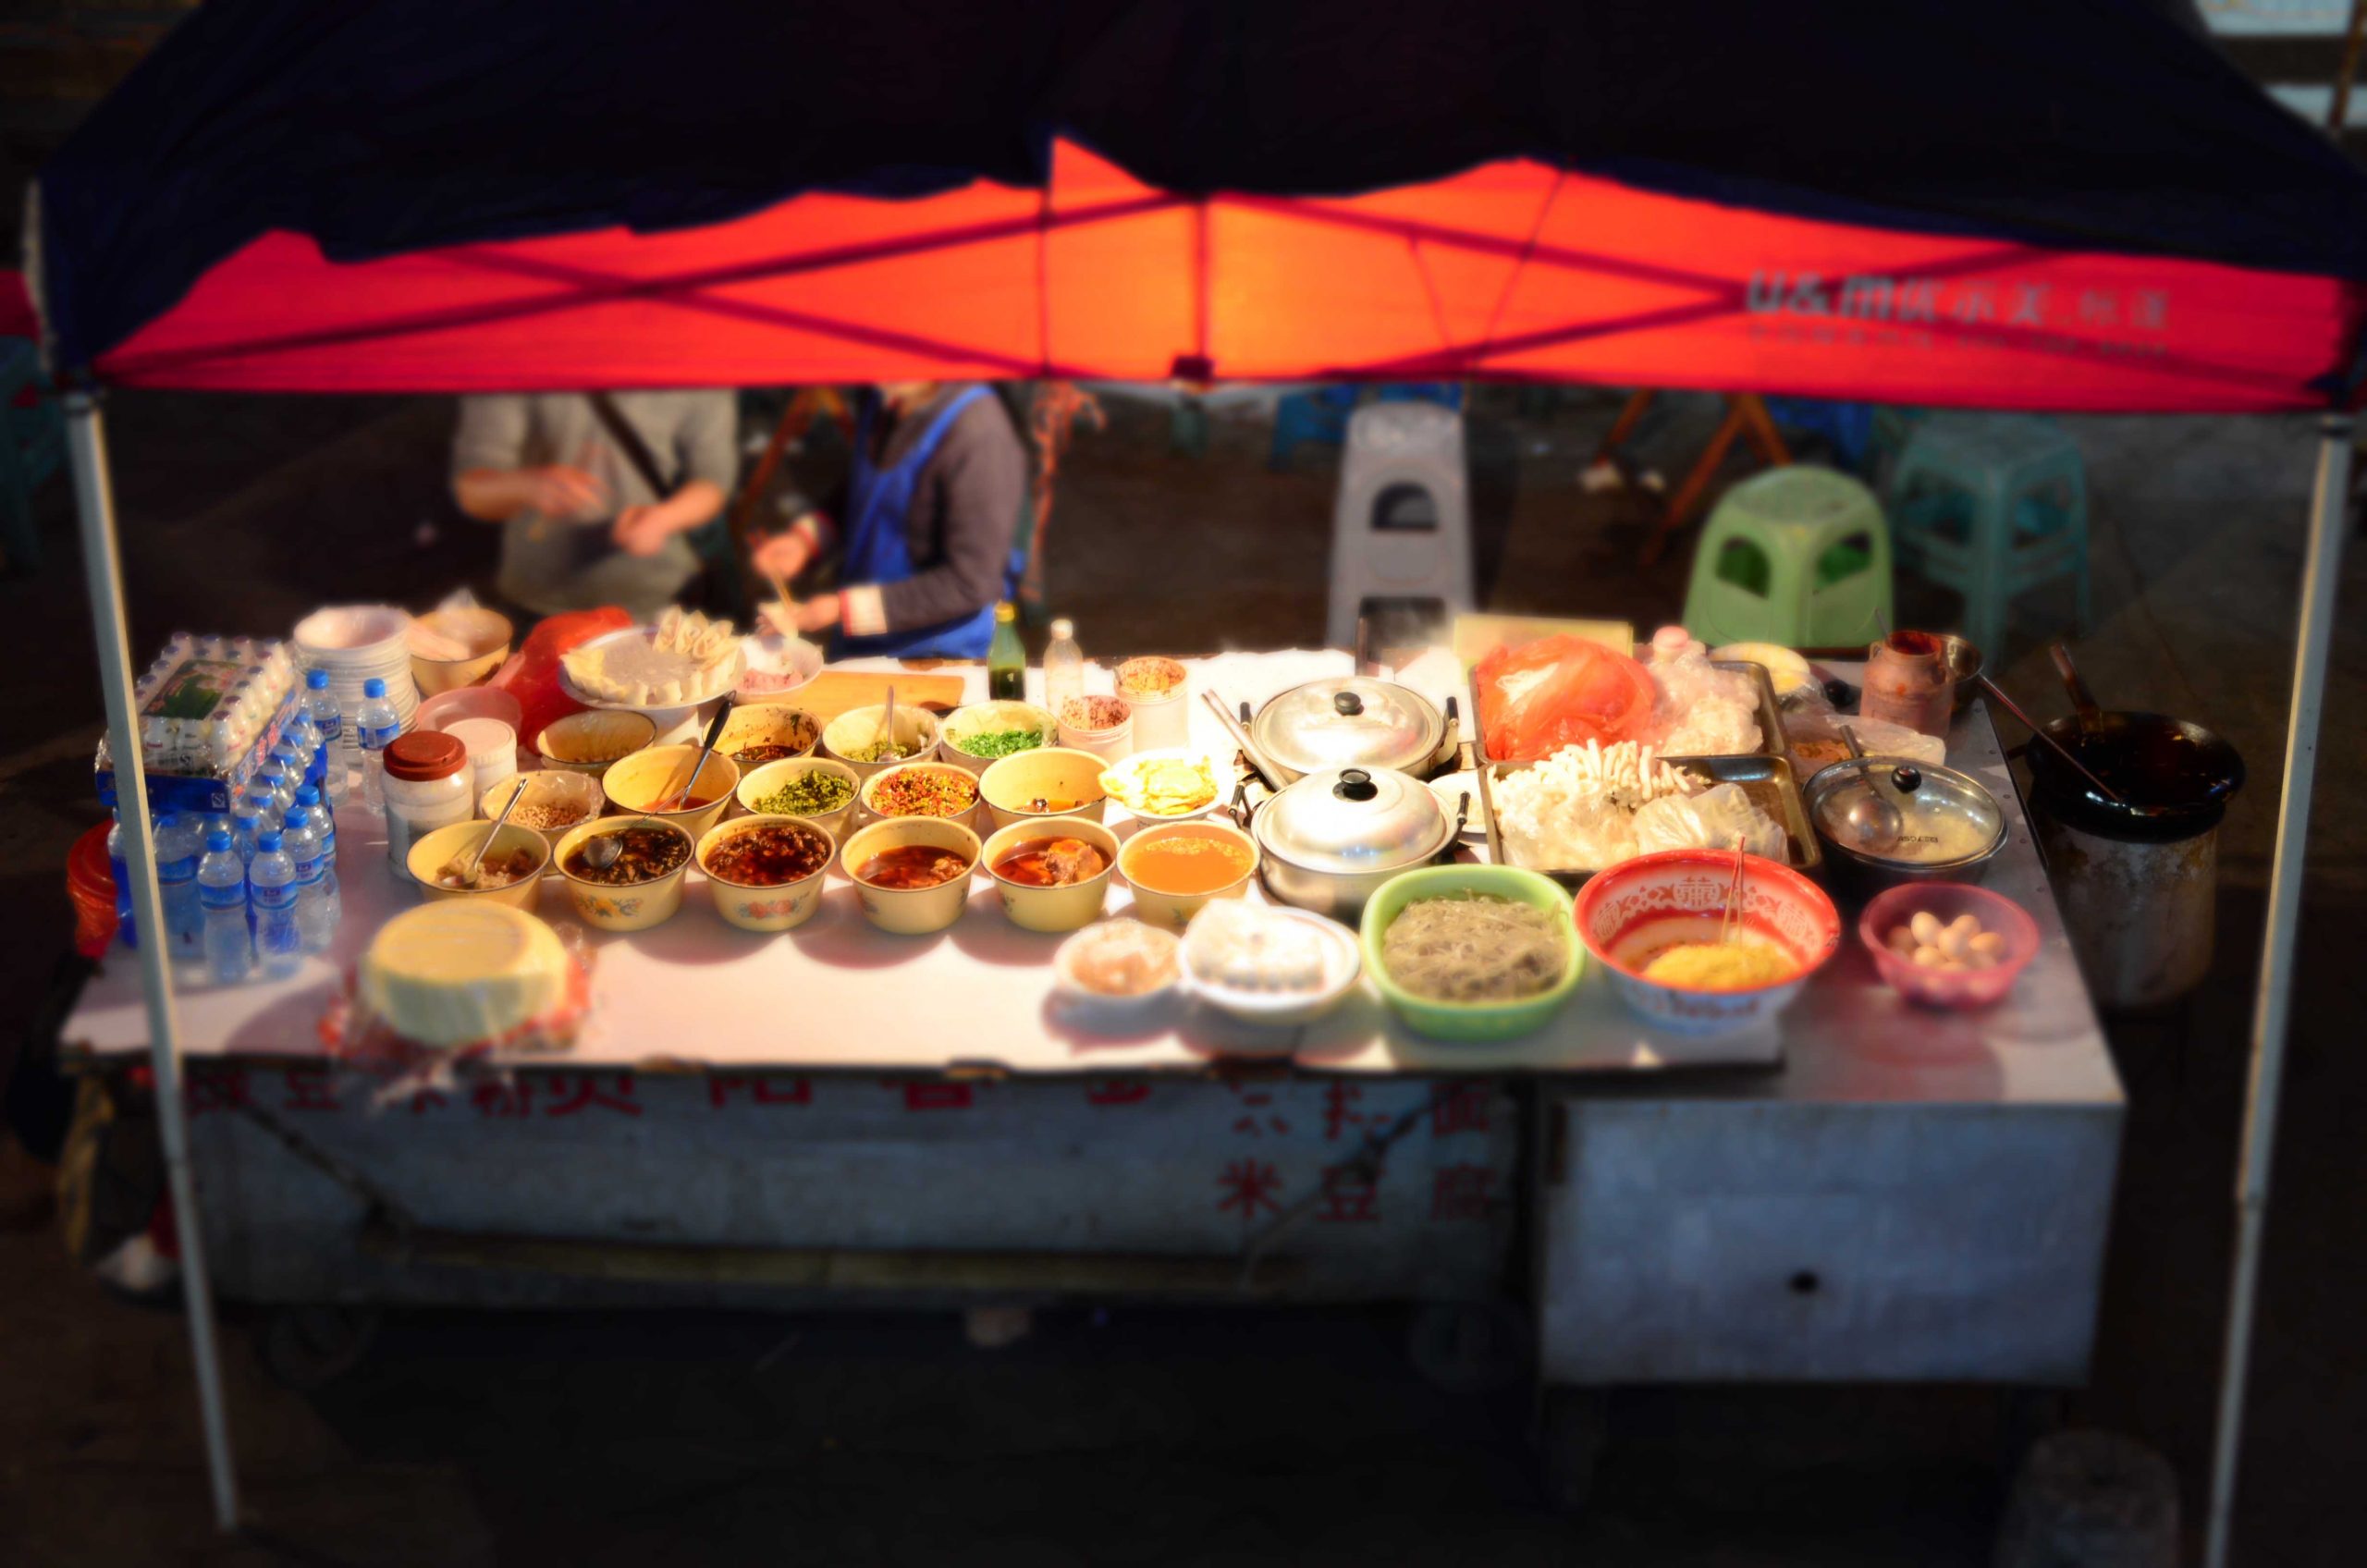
left=485, top=606, right=632, bottom=745
left=1474, top=635, right=1657, bottom=761
left=1780, top=681, right=1944, bottom=777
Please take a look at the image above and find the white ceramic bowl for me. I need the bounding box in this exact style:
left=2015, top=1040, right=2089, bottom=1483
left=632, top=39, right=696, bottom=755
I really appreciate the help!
left=860, top=761, right=985, bottom=831
left=823, top=704, right=942, bottom=783
left=478, top=770, right=606, bottom=853
left=938, top=700, right=1059, bottom=777
left=734, top=755, right=863, bottom=845
left=840, top=816, right=981, bottom=936
left=1098, top=747, right=1229, bottom=824
left=1050, top=920, right=1183, bottom=1030
left=1181, top=902, right=1362, bottom=1026
left=979, top=817, right=1120, bottom=933
left=977, top=747, right=1111, bottom=829
left=1056, top=699, right=1134, bottom=763
left=696, top=814, right=836, bottom=933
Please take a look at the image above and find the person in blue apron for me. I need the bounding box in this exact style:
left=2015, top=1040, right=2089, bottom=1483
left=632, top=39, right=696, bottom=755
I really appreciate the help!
left=752, top=382, right=1027, bottom=659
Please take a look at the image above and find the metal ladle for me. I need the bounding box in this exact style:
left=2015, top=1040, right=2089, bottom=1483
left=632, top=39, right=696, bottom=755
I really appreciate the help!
left=1836, top=722, right=1908, bottom=854
left=584, top=695, right=734, bottom=871
left=448, top=778, right=529, bottom=889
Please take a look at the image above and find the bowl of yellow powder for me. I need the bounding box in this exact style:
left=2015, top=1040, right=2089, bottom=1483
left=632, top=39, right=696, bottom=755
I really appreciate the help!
left=1575, top=849, right=1840, bottom=1037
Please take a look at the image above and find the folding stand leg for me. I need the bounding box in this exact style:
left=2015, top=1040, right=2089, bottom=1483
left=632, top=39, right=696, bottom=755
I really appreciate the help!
left=2204, top=413, right=2354, bottom=1568
left=65, top=393, right=241, bottom=1531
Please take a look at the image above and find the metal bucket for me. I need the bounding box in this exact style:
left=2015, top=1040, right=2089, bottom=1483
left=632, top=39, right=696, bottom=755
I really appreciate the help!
left=2030, top=806, right=2219, bottom=1010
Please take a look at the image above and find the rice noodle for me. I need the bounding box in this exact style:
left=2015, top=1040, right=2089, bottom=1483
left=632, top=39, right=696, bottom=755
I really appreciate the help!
left=1381, top=895, right=1569, bottom=1003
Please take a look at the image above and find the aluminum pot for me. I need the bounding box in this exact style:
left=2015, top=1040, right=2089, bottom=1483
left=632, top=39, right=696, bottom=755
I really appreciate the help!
left=1240, top=765, right=1461, bottom=920
left=1802, top=755, right=2006, bottom=898
left=1246, top=676, right=1457, bottom=783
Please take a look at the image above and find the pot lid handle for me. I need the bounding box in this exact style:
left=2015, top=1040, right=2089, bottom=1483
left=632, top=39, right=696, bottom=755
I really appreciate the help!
left=1333, top=767, right=1379, bottom=802
left=1333, top=691, right=1365, bottom=717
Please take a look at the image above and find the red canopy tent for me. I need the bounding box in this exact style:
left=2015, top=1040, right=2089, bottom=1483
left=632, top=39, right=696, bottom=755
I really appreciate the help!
left=60, top=140, right=2367, bottom=410
left=30, top=5, right=2363, bottom=1562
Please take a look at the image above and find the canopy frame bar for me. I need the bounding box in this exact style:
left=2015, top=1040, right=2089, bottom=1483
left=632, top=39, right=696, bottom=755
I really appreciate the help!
left=2205, top=412, right=2353, bottom=1568
left=64, top=393, right=241, bottom=1530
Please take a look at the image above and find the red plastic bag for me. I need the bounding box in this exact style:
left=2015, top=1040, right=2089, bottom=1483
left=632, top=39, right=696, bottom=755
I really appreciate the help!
left=1474, top=635, right=1656, bottom=761
left=485, top=606, right=632, bottom=744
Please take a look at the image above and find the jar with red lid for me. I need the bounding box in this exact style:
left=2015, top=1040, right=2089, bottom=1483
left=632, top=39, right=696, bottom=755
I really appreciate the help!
left=1861, top=631, right=1955, bottom=738
left=382, top=730, right=472, bottom=879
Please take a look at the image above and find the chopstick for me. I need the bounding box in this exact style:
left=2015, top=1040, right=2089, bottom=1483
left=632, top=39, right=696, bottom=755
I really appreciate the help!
left=1719, top=833, right=1748, bottom=947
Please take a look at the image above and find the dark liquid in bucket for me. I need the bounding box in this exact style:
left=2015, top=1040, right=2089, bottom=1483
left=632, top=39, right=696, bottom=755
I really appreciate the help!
left=2060, top=725, right=2232, bottom=812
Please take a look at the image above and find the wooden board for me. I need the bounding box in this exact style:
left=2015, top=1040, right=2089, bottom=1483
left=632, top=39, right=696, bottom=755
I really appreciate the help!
left=789, top=669, right=971, bottom=720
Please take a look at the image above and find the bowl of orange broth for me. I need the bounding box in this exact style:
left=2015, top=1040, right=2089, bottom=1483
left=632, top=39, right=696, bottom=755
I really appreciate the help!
left=1119, top=820, right=1260, bottom=932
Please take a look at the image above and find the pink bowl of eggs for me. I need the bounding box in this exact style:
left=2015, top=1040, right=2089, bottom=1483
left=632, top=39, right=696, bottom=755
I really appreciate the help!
left=1858, top=882, right=2039, bottom=1009
left=1574, top=850, right=1841, bottom=1038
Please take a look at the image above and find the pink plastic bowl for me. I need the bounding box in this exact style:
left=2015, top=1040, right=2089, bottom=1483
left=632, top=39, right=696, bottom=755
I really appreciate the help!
left=1858, top=882, right=2039, bottom=1009
left=1574, top=850, right=1841, bottom=1037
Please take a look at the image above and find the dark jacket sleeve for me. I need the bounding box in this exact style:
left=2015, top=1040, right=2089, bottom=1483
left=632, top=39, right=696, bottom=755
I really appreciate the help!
left=877, top=394, right=1027, bottom=631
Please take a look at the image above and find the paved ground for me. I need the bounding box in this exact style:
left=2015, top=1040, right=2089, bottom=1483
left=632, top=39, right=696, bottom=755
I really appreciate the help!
left=3, top=386, right=2362, bottom=1565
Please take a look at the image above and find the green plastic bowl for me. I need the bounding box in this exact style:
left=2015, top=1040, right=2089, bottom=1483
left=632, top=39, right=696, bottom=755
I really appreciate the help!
left=1359, top=864, right=1586, bottom=1042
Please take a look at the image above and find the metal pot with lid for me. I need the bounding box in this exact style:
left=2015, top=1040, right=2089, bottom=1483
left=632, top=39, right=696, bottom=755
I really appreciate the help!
left=1246, top=764, right=1462, bottom=919
left=1247, top=676, right=1456, bottom=783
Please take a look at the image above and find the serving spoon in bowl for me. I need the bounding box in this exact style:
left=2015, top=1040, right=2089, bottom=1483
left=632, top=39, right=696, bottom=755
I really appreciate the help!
left=583, top=695, right=734, bottom=872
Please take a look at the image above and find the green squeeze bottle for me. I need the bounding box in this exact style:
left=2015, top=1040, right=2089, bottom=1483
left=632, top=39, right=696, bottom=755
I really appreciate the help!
left=987, top=602, right=1026, bottom=701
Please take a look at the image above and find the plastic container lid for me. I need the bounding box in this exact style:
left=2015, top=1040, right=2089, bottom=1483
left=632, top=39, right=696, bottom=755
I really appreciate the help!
left=257, top=830, right=283, bottom=851
left=384, top=730, right=468, bottom=782
left=1250, top=677, right=1444, bottom=777
left=363, top=677, right=387, bottom=698
left=207, top=830, right=231, bottom=851
left=1253, top=765, right=1453, bottom=875
left=307, top=668, right=329, bottom=689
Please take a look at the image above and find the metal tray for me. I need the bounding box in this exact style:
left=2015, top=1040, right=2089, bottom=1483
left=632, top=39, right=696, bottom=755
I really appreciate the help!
left=1478, top=752, right=1821, bottom=891
left=1467, top=658, right=1784, bottom=769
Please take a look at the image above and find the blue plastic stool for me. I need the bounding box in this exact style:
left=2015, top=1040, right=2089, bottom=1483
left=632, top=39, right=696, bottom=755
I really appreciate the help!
left=1887, top=414, right=2091, bottom=659
left=0, top=340, right=62, bottom=572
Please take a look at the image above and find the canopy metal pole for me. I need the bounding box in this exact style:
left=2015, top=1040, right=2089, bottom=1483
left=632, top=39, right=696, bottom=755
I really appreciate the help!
left=63, top=392, right=242, bottom=1532
left=2204, top=411, right=2353, bottom=1568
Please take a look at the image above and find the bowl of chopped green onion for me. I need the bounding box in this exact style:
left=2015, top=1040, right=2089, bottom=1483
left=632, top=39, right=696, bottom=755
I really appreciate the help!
left=735, top=755, right=863, bottom=846
left=938, top=700, right=1058, bottom=776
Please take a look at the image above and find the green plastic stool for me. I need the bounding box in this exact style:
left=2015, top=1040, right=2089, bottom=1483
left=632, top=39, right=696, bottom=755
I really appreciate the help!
left=1682, top=465, right=1894, bottom=648
left=1886, top=413, right=2090, bottom=660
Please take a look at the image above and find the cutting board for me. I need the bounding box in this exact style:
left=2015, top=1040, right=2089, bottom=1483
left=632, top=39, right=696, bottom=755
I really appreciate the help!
left=790, top=669, right=971, bottom=721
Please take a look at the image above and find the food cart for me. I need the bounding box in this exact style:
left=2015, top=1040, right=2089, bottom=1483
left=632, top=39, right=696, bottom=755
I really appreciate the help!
left=29, top=3, right=2367, bottom=1559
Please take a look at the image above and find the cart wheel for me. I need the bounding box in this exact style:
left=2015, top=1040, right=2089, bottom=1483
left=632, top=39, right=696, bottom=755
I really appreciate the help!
left=256, top=1305, right=382, bottom=1390
left=1405, top=1299, right=1529, bottom=1394
left=1537, top=1389, right=1609, bottom=1513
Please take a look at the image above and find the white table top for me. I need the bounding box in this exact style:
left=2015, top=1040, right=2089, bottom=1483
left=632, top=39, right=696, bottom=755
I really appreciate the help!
left=65, top=651, right=2122, bottom=1108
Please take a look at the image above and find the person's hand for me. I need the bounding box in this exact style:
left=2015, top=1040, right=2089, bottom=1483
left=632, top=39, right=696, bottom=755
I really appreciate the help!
left=790, top=593, right=841, bottom=634
left=611, top=504, right=677, bottom=557
left=527, top=465, right=607, bottom=520
left=751, top=528, right=816, bottom=582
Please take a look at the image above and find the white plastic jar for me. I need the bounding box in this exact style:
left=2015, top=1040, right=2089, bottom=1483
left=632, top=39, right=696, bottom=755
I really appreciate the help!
left=381, top=730, right=473, bottom=881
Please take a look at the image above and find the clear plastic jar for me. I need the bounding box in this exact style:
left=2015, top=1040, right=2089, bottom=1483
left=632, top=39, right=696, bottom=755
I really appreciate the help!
left=382, top=730, right=472, bottom=880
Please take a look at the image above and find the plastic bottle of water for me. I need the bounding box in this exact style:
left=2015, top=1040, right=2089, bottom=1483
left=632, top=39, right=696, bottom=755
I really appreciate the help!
left=263, top=766, right=296, bottom=819
left=270, top=742, right=304, bottom=799
left=1043, top=618, right=1084, bottom=724
left=241, top=784, right=280, bottom=835
left=155, top=812, right=206, bottom=968
left=247, top=829, right=303, bottom=980
left=282, top=714, right=319, bottom=794
left=304, top=668, right=348, bottom=806
left=197, top=830, right=251, bottom=984
left=105, top=814, right=138, bottom=949
left=283, top=806, right=337, bottom=955
left=231, top=808, right=264, bottom=867
left=293, top=784, right=340, bottom=930
left=357, top=677, right=400, bottom=816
